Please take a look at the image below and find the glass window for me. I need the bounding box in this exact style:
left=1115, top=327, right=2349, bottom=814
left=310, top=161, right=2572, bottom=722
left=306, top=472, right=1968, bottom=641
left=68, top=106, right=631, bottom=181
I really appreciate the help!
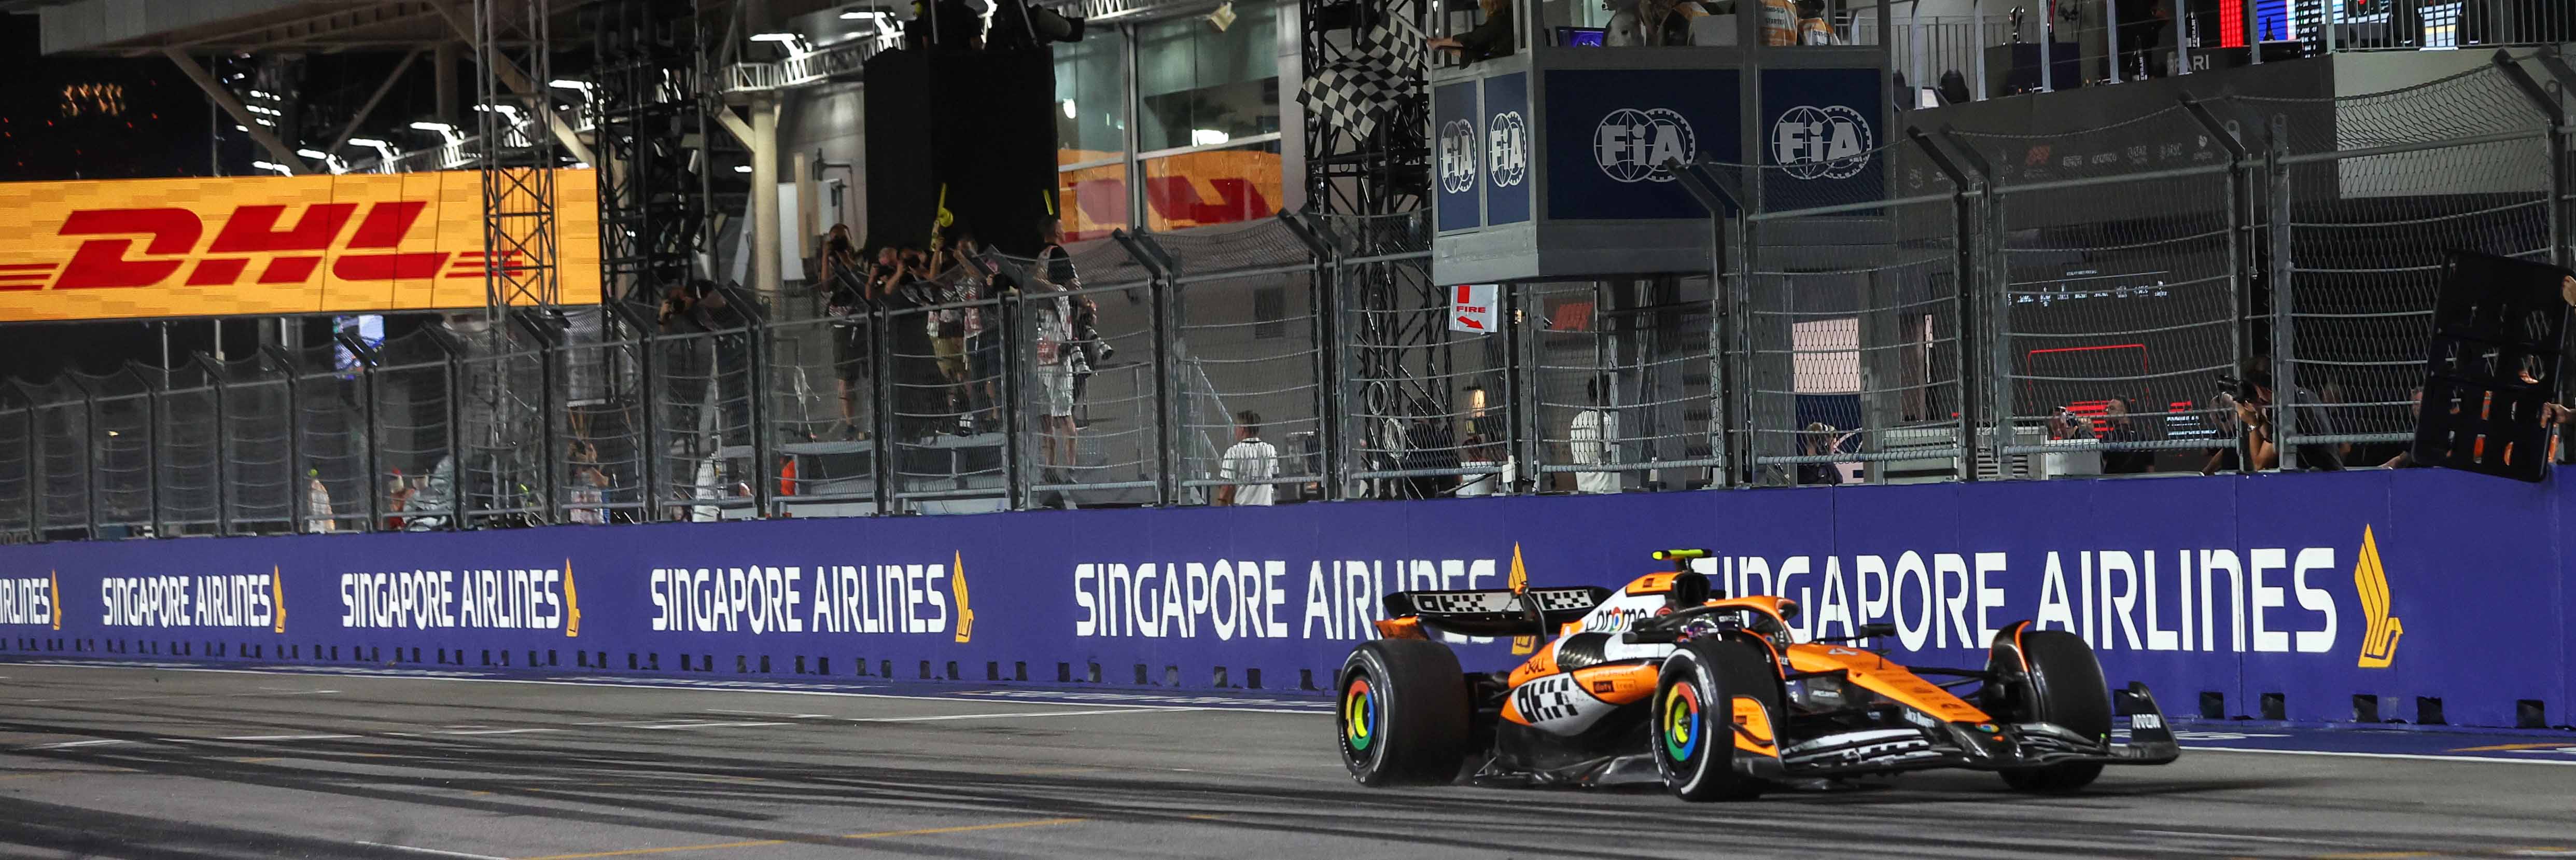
left=1055, top=35, right=1126, bottom=165
left=1135, top=4, right=1281, bottom=152
left=1140, top=138, right=1282, bottom=232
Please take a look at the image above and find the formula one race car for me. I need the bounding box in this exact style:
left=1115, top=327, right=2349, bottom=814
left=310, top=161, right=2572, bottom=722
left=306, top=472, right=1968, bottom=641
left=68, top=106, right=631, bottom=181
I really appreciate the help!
left=1336, top=549, right=2179, bottom=800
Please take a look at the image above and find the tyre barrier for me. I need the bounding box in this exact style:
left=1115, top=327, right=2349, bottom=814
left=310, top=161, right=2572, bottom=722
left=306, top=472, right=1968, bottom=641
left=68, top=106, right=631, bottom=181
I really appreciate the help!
left=1, top=468, right=2569, bottom=728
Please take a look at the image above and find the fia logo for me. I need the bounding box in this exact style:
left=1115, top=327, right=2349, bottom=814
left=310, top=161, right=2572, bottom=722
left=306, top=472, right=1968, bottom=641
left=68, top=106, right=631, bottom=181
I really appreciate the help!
left=1593, top=108, right=1695, bottom=184
left=1438, top=118, right=1480, bottom=196
left=1771, top=105, right=1874, bottom=181
left=1487, top=110, right=1528, bottom=188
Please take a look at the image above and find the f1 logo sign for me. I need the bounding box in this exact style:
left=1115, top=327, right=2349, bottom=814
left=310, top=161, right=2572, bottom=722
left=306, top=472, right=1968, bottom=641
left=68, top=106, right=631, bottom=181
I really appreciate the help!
left=1450, top=284, right=1497, bottom=334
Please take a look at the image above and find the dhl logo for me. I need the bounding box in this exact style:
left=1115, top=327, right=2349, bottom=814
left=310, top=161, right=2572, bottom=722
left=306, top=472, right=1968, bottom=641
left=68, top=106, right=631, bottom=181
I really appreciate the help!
left=1, top=203, right=522, bottom=293
left=2354, top=525, right=2403, bottom=669
left=0, top=170, right=599, bottom=322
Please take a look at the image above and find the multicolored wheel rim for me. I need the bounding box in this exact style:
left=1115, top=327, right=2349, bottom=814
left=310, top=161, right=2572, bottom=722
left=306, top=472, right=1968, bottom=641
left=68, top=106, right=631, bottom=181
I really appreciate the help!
left=1343, top=676, right=1377, bottom=753
left=1663, top=682, right=1702, bottom=761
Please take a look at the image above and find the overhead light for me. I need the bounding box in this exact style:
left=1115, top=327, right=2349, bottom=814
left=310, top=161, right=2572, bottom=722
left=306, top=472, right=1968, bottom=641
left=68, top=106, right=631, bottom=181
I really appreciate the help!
left=296, top=148, right=329, bottom=159
left=409, top=121, right=457, bottom=132
left=547, top=79, right=594, bottom=92
left=749, top=32, right=800, bottom=42
left=840, top=9, right=890, bottom=19
left=1189, top=129, right=1231, bottom=146
left=254, top=118, right=275, bottom=127
left=1062, top=100, right=1076, bottom=119
left=249, top=160, right=293, bottom=175
left=233, top=124, right=248, bottom=132
left=105, top=430, right=119, bottom=437
left=733, top=165, right=753, bottom=173
left=346, top=137, right=390, bottom=148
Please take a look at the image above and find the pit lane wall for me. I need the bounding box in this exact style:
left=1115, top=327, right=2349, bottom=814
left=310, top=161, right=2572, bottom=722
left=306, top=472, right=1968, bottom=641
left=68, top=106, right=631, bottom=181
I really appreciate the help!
left=2, top=468, right=2568, bottom=728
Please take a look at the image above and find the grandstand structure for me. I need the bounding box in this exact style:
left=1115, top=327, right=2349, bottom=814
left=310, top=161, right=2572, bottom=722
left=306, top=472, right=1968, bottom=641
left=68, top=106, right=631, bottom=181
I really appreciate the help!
left=0, top=0, right=2568, bottom=539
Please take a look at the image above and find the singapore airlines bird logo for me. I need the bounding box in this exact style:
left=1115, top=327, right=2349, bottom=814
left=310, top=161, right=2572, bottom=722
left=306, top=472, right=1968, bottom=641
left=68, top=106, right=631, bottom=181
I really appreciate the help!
left=2354, top=526, right=2402, bottom=669
left=1509, top=543, right=1534, bottom=656
left=953, top=551, right=974, bottom=644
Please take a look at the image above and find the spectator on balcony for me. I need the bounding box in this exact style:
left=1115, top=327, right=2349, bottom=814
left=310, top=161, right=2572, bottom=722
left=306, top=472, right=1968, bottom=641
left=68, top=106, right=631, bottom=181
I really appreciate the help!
left=950, top=233, right=1006, bottom=435
left=1427, top=0, right=1515, bottom=62
left=570, top=465, right=608, bottom=524
left=1037, top=219, right=1105, bottom=426
left=2202, top=356, right=2343, bottom=474
left=1217, top=411, right=1282, bottom=506
left=304, top=471, right=336, bottom=534
left=1031, top=273, right=1082, bottom=481
left=928, top=231, right=985, bottom=436
left=1796, top=422, right=1844, bottom=486
left=2100, top=396, right=2154, bottom=474
left=1569, top=379, right=1622, bottom=494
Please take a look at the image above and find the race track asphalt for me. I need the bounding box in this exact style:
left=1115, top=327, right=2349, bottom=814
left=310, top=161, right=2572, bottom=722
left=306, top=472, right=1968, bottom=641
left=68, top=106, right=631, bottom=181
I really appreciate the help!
left=3, top=662, right=2573, bottom=859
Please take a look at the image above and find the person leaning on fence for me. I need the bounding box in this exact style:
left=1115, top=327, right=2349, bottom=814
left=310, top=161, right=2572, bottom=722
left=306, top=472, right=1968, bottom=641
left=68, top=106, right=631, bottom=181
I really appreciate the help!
left=816, top=229, right=873, bottom=440
left=1569, top=379, right=1621, bottom=494
left=1217, top=410, right=1282, bottom=507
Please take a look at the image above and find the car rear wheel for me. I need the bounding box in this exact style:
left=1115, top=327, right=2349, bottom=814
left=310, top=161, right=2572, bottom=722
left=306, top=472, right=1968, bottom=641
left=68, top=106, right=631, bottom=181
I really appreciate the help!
left=1986, top=623, right=2111, bottom=793
left=1336, top=639, right=1470, bottom=786
left=1653, top=636, right=1781, bottom=802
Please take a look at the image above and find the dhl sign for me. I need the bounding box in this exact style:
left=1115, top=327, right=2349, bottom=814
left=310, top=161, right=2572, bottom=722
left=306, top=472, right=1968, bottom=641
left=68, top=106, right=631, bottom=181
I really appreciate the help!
left=0, top=170, right=599, bottom=322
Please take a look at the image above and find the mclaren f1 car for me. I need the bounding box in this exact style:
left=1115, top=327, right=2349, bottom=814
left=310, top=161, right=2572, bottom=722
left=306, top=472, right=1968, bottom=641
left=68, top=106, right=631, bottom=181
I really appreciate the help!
left=1335, top=549, right=2179, bottom=800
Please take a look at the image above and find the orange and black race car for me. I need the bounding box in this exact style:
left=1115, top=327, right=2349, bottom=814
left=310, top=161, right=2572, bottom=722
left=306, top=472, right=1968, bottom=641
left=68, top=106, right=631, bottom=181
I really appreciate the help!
left=1336, top=549, right=2179, bottom=800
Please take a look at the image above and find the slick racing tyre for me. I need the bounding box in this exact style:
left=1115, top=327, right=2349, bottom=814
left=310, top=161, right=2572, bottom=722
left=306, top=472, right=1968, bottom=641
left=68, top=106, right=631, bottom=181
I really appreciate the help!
left=1337, top=639, right=1470, bottom=786
left=1986, top=622, right=2112, bottom=793
left=1654, top=636, right=1782, bottom=802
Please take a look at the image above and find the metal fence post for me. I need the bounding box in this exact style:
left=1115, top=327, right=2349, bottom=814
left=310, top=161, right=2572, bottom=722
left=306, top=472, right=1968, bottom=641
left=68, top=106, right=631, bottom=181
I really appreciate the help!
left=200, top=355, right=235, bottom=536
left=1323, top=233, right=1353, bottom=501
left=60, top=375, right=97, bottom=540
left=2182, top=95, right=2256, bottom=441
left=867, top=309, right=897, bottom=515
left=711, top=283, right=772, bottom=519
left=2497, top=51, right=2569, bottom=270
left=1908, top=130, right=1982, bottom=481
left=506, top=314, right=564, bottom=525
left=259, top=346, right=303, bottom=533
left=337, top=333, right=382, bottom=532
left=2266, top=113, right=2299, bottom=471
left=429, top=330, right=466, bottom=530
left=19, top=389, right=39, bottom=543
left=132, top=364, right=163, bottom=538
left=1114, top=228, right=1178, bottom=507
left=606, top=302, right=661, bottom=523
left=1279, top=212, right=1339, bottom=501
left=1675, top=157, right=1744, bottom=489
left=998, top=288, right=1027, bottom=511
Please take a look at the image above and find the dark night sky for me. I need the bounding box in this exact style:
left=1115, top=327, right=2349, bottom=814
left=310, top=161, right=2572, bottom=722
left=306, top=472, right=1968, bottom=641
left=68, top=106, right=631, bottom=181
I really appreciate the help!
left=0, top=13, right=240, bottom=383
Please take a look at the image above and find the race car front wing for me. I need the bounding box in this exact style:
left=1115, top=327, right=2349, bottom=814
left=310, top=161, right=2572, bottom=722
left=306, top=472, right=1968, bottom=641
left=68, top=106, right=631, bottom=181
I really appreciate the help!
left=1761, top=681, right=2181, bottom=779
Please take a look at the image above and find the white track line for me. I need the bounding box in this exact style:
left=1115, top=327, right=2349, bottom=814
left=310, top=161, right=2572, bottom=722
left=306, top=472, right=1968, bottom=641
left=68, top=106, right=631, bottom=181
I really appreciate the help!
left=24, top=739, right=130, bottom=750
left=2130, top=829, right=2348, bottom=845
left=2186, top=746, right=2576, bottom=766
left=352, top=841, right=510, bottom=859
left=836, top=707, right=1198, bottom=723
left=0, top=662, right=1330, bottom=714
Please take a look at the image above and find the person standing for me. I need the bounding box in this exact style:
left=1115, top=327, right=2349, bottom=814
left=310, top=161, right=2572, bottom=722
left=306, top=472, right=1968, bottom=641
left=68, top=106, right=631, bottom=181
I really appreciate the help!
left=1569, top=380, right=1622, bottom=494
left=1217, top=411, right=1282, bottom=506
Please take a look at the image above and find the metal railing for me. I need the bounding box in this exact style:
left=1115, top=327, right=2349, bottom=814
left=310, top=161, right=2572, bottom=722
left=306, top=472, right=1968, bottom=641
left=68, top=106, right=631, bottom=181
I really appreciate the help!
left=2, top=55, right=2570, bottom=541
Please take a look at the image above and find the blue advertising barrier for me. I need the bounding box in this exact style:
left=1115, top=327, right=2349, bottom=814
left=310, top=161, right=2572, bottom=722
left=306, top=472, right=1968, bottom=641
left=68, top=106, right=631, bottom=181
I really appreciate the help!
left=1, top=469, right=2568, bottom=728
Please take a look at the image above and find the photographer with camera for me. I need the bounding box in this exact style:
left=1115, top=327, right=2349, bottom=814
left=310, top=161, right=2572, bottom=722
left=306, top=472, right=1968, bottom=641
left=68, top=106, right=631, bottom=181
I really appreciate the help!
left=2203, top=356, right=2343, bottom=475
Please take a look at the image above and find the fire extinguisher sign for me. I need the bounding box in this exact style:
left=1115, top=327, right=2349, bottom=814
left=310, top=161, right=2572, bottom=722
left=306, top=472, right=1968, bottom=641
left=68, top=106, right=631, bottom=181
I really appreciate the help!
left=1450, top=284, right=1499, bottom=334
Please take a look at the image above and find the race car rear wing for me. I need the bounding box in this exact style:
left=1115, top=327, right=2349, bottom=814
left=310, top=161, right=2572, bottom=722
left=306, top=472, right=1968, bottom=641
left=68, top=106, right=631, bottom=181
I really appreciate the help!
left=1381, top=587, right=1613, bottom=638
